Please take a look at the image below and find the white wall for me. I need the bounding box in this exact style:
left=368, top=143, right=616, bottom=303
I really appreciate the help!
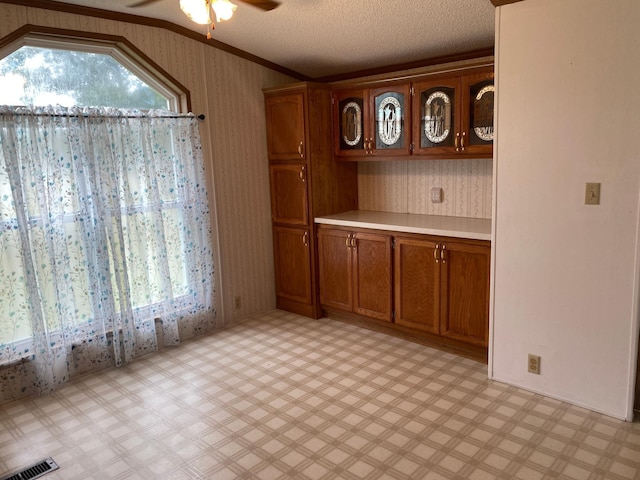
left=491, top=0, right=640, bottom=420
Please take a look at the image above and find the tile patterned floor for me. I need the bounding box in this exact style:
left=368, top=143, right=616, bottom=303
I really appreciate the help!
left=1, top=310, right=639, bottom=480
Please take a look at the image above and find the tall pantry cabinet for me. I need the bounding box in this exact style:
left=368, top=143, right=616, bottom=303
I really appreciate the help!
left=264, top=82, right=358, bottom=318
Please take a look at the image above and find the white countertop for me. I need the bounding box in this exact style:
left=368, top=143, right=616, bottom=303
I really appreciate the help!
left=315, top=210, right=491, bottom=241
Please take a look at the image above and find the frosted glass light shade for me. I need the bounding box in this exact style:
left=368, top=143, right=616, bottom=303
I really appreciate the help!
left=212, top=0, right=237, bottom=22
left=179, top=0, right=211, bottom=25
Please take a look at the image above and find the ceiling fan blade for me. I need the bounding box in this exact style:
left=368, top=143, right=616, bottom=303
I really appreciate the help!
left=238, top=0, right=280, bottom=11
left=128, top=0, right=163, bottom=7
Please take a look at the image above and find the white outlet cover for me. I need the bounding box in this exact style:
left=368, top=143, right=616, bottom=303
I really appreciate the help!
left=430, top=187, right=443, bottom=203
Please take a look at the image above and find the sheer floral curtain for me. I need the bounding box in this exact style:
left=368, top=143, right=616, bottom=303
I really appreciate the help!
left=0, top=106, right=215, bottom=402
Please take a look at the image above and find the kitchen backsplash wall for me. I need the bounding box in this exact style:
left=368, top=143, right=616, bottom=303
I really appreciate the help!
left=358, top=158, right=493, bottom=219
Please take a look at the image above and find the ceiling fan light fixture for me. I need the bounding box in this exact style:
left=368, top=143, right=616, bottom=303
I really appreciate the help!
left=179, top=0, right=211, bottom=25
left=211, top=0, right=237, bottom=22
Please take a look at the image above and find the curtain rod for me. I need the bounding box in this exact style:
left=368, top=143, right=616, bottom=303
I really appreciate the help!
left=0, top=108, right=205, bottom=120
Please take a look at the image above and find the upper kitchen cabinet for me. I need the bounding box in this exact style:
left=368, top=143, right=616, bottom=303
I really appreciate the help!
left=265, top=91, right=306, bottom=161
left=369, top=84, right=412, bottom=157
left=413, top=66, right=494, bottom=158
left=333, top=83, right=411, bottom=159
left=333, top=88, right=367, bottom=158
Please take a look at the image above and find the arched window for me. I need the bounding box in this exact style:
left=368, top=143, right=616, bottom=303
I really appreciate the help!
left=0, top=27, right=190, bottom=111
left=0, top=27, right=213, bottom=403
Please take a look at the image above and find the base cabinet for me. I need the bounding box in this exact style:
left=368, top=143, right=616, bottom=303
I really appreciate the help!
left=317, top=227, right=392, bottom=322
left=439, top=241, right=490, bottom=347
left=273, top=226, right=312, bottom=307
left=394, top=238, right=440, bottom=335
left=319, top=225, right=490, bottom=351
left=394, top=237, right=490, bottom=347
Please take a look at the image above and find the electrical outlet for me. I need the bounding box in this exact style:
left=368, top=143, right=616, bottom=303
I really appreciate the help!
left=528, top=354, right=541, bottom=374
left=234, top=296, right=241, bottom=310
left=430, top=187, right=443, bottom=203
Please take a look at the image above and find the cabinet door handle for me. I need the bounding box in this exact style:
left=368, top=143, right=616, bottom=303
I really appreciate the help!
left=299, top=165, right=306, bottom=182
left=455, top=133, right=460, bottom=152
left=298, top=141, right=304, bottom=158
left=351, top=234, right=357, bottom=248
left=440, top=244, right=446, bottom=263
left=345, top=233, right=351, bottom=248
left=434, top=244, right=440, bottom=263
left=303, top=231, right=309, bottom=247
left=461, top=132, right=466, bottom=152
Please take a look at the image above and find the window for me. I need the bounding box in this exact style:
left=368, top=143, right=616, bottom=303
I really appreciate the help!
left=0, top=29, right=213, bottom=400
left=0, top=45, right=169, bottom=109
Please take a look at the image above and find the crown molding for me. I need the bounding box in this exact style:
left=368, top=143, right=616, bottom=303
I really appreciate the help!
left=490, top=0, right=524, bottom=6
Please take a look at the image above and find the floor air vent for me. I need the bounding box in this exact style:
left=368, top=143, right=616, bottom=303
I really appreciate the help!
left=0, top=458, right=59, bottom=480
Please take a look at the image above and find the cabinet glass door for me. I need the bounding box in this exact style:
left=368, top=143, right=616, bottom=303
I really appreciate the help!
left=338, top=96, right=364, bottom=151
left=369, top=85, right=411, bottom=156
left=333, top=89, right=367, bottom=158
left=413, top=78, right=459, bottom=155
left=467, top=77, right=494, bottom=148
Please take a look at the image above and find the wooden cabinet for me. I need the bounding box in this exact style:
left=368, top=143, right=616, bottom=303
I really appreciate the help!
left=394, top=237, right=490, bottom=347
left=394, top=237, right=440, bottom=335
left=413, top=67, right=494, bottom=158
left=317, top=227, right=393, bottom=322
left=333, top=83, right=411, bottom=158
left=273, top=226, right=312, bottom=306
left=333, top=65, right=494, bottom=160
left=265, top=92, right=306, bottom=161
left=265, top=83, right=358, bottom=318
left=317, top=224, right=490, bottom=351
left=439, top=240, right=490, bottom=347
left=333, top=88, right=367, bottom=158
left=269, top=164, right=308, bottom=225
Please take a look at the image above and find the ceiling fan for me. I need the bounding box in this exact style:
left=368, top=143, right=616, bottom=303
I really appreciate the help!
left=129, top=0, right=280, bottom=37
left=129, top=0, right=280, bottom=11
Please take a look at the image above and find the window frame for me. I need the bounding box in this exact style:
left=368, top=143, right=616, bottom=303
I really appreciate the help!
left=0, top=25, right=192, bottom=113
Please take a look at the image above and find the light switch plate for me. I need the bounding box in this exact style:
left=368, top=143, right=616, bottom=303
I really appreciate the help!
left=585, top=183, right=601, bottom=205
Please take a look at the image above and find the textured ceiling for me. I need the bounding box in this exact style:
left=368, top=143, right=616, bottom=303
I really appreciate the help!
left=46, top=0, right=496, bottom=79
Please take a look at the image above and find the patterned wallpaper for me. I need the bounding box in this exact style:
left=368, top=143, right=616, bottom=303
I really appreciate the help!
left=0, top=4, right=294, bottom=325
left=358, top=158, right=493, bottom=219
